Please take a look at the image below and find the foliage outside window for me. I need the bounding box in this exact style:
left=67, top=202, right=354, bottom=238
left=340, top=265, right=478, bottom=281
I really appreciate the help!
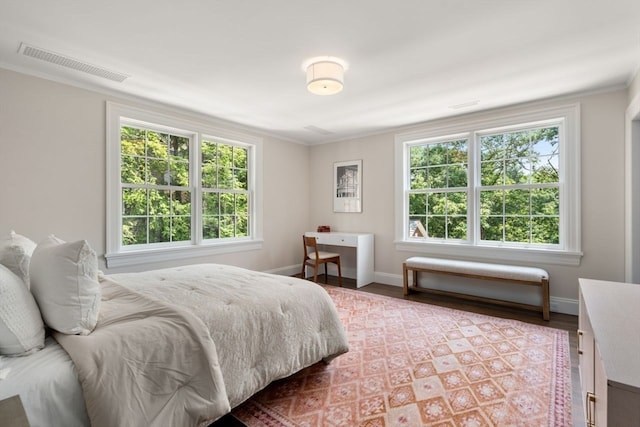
left=121, top=126, right=192, bottom=245
left=478, top=127, right=559, bottom=245
left=397, top=104, right=581, bottom=265
left=201, top=140, right=249, bottom=239
left=106, top=103, right=262, bottom=268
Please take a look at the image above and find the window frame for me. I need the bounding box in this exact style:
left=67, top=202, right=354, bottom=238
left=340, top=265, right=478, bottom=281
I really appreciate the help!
left=394, top=103, right=582, bottom=266
left=106, top=103, right=263, bottom=268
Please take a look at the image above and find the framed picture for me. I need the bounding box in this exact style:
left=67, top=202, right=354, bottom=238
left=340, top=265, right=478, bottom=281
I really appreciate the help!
left=333, top=160, right=362, bottom=213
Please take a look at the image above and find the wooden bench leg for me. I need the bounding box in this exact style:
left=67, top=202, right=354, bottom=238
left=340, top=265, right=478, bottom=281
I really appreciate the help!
left=542, top=278, right=550, bottom=321
left=402, top=263, right=409, bottom=296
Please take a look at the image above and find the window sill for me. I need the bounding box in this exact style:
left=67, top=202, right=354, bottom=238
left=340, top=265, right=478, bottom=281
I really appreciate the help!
left=105, top=239, right=264, bottom=269
left=395, top=240, right=582, bottom=266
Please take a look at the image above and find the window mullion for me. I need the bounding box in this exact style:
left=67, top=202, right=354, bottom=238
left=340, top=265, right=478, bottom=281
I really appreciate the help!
left=468, top=132, right=479, bottom=245
left=192, top=133, right=202, bottom=245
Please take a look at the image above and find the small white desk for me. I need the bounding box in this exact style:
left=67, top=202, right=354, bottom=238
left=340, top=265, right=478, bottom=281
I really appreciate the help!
left=304, top=231, right=374, bottom=287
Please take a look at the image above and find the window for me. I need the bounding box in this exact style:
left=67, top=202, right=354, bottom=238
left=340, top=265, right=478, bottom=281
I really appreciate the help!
left=106, top=103, right=263, bottom=268
left=396, top=104, right=581, bottom=265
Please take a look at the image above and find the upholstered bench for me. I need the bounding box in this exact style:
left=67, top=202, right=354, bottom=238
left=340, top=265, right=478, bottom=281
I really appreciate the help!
left=402, top=256, right=550, bottom=320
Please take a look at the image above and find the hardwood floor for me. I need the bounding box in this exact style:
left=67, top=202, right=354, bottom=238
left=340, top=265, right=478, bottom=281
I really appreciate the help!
left=213, top=276, right=585, bottom=426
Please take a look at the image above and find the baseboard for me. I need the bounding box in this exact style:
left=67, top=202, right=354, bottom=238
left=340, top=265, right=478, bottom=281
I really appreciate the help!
left=268, top=267, right=579, bottom=316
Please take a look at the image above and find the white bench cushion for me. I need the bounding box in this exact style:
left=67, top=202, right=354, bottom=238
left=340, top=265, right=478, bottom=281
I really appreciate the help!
left=405, top=256, right=548, bottom=283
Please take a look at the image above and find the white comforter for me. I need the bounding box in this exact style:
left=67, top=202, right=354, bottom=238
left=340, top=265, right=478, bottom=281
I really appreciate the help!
left=59, top=264, right=349, bottom=426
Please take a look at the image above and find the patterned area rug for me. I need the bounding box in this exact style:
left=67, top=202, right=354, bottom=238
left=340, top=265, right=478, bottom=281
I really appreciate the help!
left=232, top=286, right=571, bottom=426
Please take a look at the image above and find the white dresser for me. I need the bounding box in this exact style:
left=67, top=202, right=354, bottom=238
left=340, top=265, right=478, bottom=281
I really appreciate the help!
left=578, top=278, right=640, bottom=426
left=304, top=232, right=374, bottom=287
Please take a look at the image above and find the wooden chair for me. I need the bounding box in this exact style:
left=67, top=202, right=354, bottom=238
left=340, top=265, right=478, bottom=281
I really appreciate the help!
left=301, top=235, right=342, bottom=286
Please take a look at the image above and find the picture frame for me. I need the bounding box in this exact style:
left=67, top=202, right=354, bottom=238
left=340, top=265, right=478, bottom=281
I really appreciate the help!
left=333, top=159, right=362, bottom=213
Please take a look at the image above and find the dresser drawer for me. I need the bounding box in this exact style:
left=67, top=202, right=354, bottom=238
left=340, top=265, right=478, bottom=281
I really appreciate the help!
left=314, top=234, right=358, bottom=247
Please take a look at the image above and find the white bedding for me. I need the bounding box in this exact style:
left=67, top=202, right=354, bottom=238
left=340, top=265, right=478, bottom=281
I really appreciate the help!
left=0, top=337, right=89, bottom=427
left=0, top=263, right=349, bottom=426
left=108, top=263, right=350, bottom=408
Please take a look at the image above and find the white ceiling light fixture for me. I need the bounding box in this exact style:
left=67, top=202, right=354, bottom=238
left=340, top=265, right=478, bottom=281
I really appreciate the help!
left=303, top=56, right=347, bottom=95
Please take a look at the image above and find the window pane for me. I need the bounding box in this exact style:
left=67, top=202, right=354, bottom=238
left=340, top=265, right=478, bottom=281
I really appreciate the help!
left=148, top=159, right=169, bottom=185
left=234, top=169, right=247, bottom=190
left=481, top=217, right=503, bottom=242
left=203, top=216, right=219, bottom=239
left=531, top=127, right=559, bottom=157
left=532, top=155, right=559, bottom=183
left=220, top=193, right=235, bottom=215
left=428, top=166, right=446, bottom=188
left=531, top=188, right=559, bottom=215
left=169, top=160, right=189, bottom=186
left=121, top=155, right=146, bottom=184
left=122, top=217, right=147, bottom=246
left=505, top=158, right=530, bottom=184
left=236, top=194, right=248, bottom=215
left=234, top=146, right=248, bottom=169
left=146, top=131, right=168, bottom=159
left=236, top=214, right=249, bottom=236
left=409, top=193, right=426, bottom=215
left=149, top=216, right=168, bottom=243
left=427, top=193, right=445, bottom=215
left=149, top=190, right=171, bottom=215
left=480, top=190, right=503, bottom=216
left=203, top=192, right=219, bottom=216
left=428, top=144, right=447, bottom=166
left=504, top=189, right=530, bottom=216
left=219, top=216, right=235, bottom=238
left=218, top=144, right=233, bottom=168
left=202, top=141, right=217, bottom=163
left=410, top=146, right=428, bottom=168
left=448, top=216, right=467, bottom=239
left=121, top=126, right=146, bottom=155
left=169, top=135, right=189, bottom=159
left=172, top=190, right=191, bottom=216
left=532, top=217, right=559, bottom=244
left=410, top=168, right=427, bottom=190
left=448, top=164, right=467, bottom=187
left=218, top=167, right=233, bottom=188
left=122, top=188, right=147, bottom=216
left=447, top=192, right=467, bottom=215
left=171, top=216, right=191, bottom=241
left=202, top=163, right=217, bottom=188
left=480, top=135, right=505, bottom=161
left=449, top=140, right=467, bottom=163
left=409, top=217, right=426, bottom=237
left=481, top=160, right=504, bottom=186
left=505, top=217, right=530, bottom=243
left=428, top=216, right=445, bottom=238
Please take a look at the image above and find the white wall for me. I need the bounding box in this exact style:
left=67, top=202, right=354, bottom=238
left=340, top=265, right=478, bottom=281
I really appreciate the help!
left=309, top=89, right=628, bottom=313
left=629, top=69, right=640, bottom=105
left=0, top=68, right=310, bottom=274
left=0, top=67, right=630, bottom=313
left=625, top=68, right=640, bottom=281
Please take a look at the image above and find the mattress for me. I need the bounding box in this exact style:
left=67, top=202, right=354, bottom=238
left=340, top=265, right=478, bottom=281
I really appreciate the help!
left=0, top=337, right=89, bottom=427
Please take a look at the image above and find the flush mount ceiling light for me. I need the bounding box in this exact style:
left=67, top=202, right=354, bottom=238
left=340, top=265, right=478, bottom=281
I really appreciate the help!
left=303, top=56, right=347, bottom=95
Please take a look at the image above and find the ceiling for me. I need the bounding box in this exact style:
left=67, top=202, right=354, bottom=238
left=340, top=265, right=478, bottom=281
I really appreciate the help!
left=1, top=1, right=639, bottom=145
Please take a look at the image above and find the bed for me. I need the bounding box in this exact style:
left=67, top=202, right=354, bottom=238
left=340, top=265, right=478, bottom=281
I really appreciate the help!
left=0, top=262, right=349, bottom=427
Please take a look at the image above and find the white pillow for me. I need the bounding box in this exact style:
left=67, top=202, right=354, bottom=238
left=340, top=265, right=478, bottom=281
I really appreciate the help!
left=30, top=236, right=101, bottom=335
left=0, top=264, right=45, bottom=356
left=0, top=231, right=37, bottom=289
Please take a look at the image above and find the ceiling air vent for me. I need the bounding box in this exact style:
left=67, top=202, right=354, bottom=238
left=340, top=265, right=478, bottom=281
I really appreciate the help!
left=304, top=125, right=334, bottom=135
left=18, top=42, right=129, bottom=83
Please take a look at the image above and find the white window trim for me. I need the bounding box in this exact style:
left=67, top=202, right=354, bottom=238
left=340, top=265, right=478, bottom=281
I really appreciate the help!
left=105, top=102, right=263, bottom=268
left=394, top=103, right=582, bottom=266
